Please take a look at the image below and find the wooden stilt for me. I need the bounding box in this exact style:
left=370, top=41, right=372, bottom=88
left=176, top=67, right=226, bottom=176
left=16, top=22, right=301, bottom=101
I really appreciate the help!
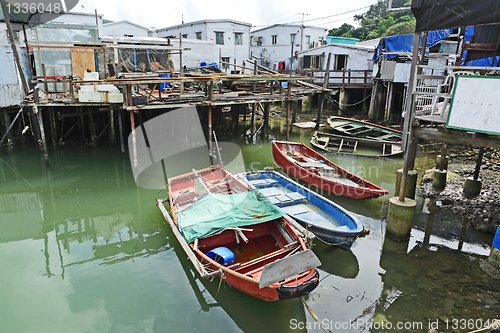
left=208, top=105, right=213, bottom=158
left=35, top=106, right=49, bottom=164
left=286, top=84, right=291, bottom=141
left=88, top=110, right=97, bottom=146
left=290, top=101, right=298, bottom=133
left=315, top=53, right=331, bottom=130
left=3, top=109, right=12, bottom=143
left=79, top=107, right=86, bottom=143
left=251, top=103, right=256, bottom=134
left=110, top=108, right=116, bottom=144
left=48, top=106, right=57, bottom=147
left=473, top=147, right=485, bottom=181
left=130, top=110, right=137, bottom=170
left=439, top=142, right=448, bottom=171
left=384, top=81, right=394, bottom=124
left=117, top=108, right=125, bottom=153
left=263, top=103, right=270, bottom=136
left=368, top=80, right=379, bottom=121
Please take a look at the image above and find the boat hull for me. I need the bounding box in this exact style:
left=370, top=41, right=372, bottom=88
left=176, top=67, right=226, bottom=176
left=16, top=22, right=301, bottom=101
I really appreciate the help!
left=163, top=166, right=321, bottom=301
left=311, top=131, right=403, bottom=158
left=327, top=116, right=402, bottom=142
left=272, top=141, right=388, bottom=199
left=242, top=170, right=364, bottom=250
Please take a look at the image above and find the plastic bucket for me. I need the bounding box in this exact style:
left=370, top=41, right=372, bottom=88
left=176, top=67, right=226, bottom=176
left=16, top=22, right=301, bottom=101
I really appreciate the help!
left=207, top=247, right=235, bottom=266
left=159, top=74, right=170, bottom=90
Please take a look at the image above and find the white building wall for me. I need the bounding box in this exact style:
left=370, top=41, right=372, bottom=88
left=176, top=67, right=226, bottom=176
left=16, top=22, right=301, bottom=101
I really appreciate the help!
left=156, top=20, right=251, bottom=69
left=299, top=43, right=375, bottom=85
left=101, top=22, right=149, bottom=37
left=250, top=25, right=327, bottom=69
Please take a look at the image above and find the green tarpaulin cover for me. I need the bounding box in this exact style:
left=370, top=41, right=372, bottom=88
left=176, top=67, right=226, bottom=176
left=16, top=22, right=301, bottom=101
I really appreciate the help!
left=178, top=189, right=285, bottom=243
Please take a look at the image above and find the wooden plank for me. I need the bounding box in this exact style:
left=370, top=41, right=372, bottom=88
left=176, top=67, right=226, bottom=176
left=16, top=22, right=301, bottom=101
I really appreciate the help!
left=258, top=249, right=321, bottom=289
left=413, top=127, right=500, bottom=149
left=156, top=199, right=209, bottom=278
left=71, top=49, right=96, bottom=79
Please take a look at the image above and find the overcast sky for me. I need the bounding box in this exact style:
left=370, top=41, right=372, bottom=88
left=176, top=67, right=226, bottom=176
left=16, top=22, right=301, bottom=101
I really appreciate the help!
left=76, top=0, right=377, bottom=31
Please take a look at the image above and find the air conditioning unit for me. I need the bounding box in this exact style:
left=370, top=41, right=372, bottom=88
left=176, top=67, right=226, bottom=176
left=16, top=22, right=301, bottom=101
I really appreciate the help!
left=312, top=41, right=322, bottom=48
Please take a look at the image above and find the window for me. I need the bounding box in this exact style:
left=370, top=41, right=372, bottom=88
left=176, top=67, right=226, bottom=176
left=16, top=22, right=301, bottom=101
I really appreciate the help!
left=306, top=35, right=311, bottom=44
left=272, top=35, right=278, bottom=45
left=182, top=34, right=188, bottom=39
left=216, top=32, right=224, bottom=45
left=334, top=55, right=348, bottom=70
left=310, top=55, right=321, bottom=69
left=196, top=32, right=202, bottom=40
left=256, top=36, right=263, bottom=46
left=290, top=34, right=296, bottom=44
left=235, top=32, right=243, bottom=45
left=221, top=57, right=230, bottom=69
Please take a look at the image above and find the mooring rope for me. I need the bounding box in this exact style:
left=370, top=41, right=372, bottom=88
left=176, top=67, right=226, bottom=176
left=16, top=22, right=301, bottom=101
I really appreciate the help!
left=300, top=297, right=335, bottom=333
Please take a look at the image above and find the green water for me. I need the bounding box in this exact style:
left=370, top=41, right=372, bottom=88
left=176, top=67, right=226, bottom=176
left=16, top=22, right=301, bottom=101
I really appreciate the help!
left=0, top=115, right=498, bottom=333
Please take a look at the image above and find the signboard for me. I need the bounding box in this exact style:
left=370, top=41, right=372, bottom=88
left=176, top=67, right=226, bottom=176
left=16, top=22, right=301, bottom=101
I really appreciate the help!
left=447, top=75, right=500, bottom=135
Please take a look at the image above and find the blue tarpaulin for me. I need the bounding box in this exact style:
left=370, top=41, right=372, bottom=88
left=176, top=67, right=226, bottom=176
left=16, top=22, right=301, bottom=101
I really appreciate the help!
left=461, top=27, right=500, bottom=66
left=373, top=29, right=453, bottom=61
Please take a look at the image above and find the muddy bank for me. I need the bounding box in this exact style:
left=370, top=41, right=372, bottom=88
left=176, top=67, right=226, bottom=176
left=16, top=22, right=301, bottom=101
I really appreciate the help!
left=419, top=146, right=500, bottom=234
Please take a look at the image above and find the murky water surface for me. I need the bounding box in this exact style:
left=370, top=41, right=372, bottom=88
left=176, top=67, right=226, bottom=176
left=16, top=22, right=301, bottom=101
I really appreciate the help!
left=0, top=115, right=498, bottom=333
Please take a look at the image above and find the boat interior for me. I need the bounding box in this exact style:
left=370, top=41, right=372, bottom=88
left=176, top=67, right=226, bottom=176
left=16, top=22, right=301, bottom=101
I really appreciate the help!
left=169, top=167, right=249, bottom=211
left=247, top=176, right=354, bottom=230
left=196, top=220, right=301, bottom=279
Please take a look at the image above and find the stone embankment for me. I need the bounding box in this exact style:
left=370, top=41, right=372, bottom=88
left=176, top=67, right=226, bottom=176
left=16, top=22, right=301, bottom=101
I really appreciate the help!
left=419, top=147, right=500, bottom=234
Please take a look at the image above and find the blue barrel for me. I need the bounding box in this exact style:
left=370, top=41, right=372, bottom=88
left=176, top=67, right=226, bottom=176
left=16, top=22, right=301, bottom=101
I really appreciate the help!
left=159, top=74, right=170, bottom=90
left=493, top=226, right=500, bottom=250
left=209, top=62, right=218, bottom=69
left=207, top=247, right=235, bottom=266
left=200, top=61, right=209, bottom=67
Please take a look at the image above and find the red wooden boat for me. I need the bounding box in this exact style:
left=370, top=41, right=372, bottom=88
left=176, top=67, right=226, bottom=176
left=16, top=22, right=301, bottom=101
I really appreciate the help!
left=272, top=141, right=389, bottom=199
left=157, top=165, right=320, bottom=301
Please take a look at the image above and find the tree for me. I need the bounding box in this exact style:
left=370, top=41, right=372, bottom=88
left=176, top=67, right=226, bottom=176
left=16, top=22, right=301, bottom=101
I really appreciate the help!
left=328, top=23, right=354, bottom=37
left=329, top=0, right=414, bottom=41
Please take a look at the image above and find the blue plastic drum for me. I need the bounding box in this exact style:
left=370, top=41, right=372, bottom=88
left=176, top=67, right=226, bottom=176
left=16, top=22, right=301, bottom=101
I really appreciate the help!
left=493, top=226, right=500, bottom=250
left=207, top=247, right=235, bottom=266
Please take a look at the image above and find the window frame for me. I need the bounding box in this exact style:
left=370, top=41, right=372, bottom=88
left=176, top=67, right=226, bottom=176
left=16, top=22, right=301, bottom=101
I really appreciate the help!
left=215, top=31, right=224, bottom=45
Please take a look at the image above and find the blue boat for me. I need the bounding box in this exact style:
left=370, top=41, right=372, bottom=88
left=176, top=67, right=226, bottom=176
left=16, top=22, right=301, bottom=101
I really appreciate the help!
left=238, top=170, right=364, bottom=250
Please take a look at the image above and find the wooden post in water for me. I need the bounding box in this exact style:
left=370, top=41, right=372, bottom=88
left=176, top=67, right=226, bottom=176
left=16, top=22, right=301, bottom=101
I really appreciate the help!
left=117, top=108, right=125, bottom=153
left=263, top=103, right=270, bottom=136
left=315, top=53, right=331, bottom=131
left=34, top=106, right=49, bottom=164
left=251, top=103, right=256, bottom=135
left=208, top=81, right=213, bottom=158
left=384, top=81, right=394, bottom=124
left=47, top=106, right=56, bottom=147
left=286, top=83, right=291, bottom=142
left=3, top=109, right=12, bottom=144
left=368, top=81, right=379, bottom=121
left=179, top=33, right=184, bottom=95
left=473, top=147, right=485, bottom=181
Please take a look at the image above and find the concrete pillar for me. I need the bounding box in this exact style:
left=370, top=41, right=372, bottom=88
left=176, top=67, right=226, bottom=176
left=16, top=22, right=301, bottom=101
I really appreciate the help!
left=433, top=169, right=447, bottom=190
left=463, top=177, right=482, bottom=198
left=339, top=90, right=346, bottom=109
left=301, top=95, right=312, bottom=112
left=436, top=155, right=449, bottom=170
left=387, top=197, right=417, bottom=240
left=395, top=169, right=418, bottom=200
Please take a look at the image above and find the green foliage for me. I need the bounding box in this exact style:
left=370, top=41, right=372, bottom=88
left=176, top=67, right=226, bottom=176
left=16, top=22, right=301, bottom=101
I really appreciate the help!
left=328, top=23, right=354, bottom=37
left=383, top=19, right=416, bottom=36
left=334, top=0, right=414, bottom=41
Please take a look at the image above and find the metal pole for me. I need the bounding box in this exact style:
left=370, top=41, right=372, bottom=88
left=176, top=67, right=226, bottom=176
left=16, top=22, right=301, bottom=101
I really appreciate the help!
left=213, top=131, right=224, bottom=169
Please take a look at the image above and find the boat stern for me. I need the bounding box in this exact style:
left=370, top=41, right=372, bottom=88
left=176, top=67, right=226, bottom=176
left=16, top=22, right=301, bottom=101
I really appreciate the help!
left=276, top=269, right=320, bottom=300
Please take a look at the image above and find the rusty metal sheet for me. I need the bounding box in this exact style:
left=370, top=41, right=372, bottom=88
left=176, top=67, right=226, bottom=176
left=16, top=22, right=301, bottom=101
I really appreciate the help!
left=259, top=249, right=321, bottom=289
